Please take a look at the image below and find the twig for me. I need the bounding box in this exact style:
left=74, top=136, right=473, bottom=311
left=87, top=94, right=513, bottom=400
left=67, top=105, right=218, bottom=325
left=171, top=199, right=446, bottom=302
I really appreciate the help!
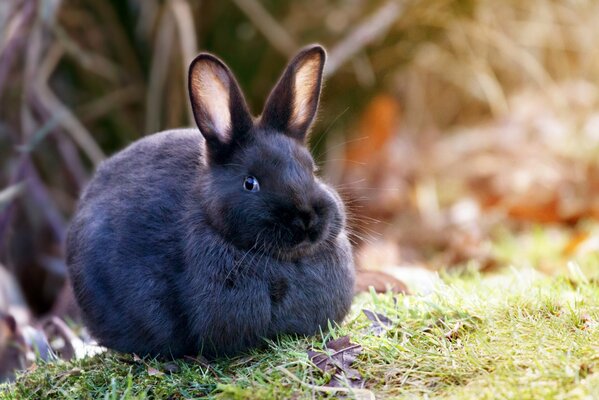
left=232, top=0, right=297, bottom=57
left=52, top=24, right=121, bottom=83
left=0, top=179, right=25, bottom=252
left=145, top=6, right=176, bottom=134
left=0, top=183, right=25, bottom=213
left=25, top=162, right=67, bottom=244
left=0, top=0, right=41, bottom=252
left=325, top=1, right=404, bottom=77
left=169, top=0, right=198, bottom=126
left=29, top=95, right=88, bottom=189
left=0, top=1, right=36, bottom=93
left=76, top=85, right=142, bottom=123
left=85, top=1, right=144, bottom=79
left=352, top=53, right=376, bottom=87
left=0, top=157, right=67, bottom=249
left=0, top=0, right=36, bottom=96
left=183, top=355, right=219, bottom=378
left=276, top=366, right=376, bottom=400
left=35, top=43, right=105, bottom=165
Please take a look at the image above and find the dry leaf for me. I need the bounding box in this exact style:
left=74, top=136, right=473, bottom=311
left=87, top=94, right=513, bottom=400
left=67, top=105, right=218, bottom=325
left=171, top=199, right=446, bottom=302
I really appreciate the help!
left=147, top=366, right=164, bottom=377
left=163, top=362, right=180, bottom=374
left=444, top=321, right=464, bottom=341
left=345, top=94, right=401, bottom=168
left=355, top=270, right=409, bottom=294
left=0, top=313, right=26, bottom=382
left=362, top=309, right=393, bottom=336
left=307, top=336, right=365, bottom=388
left=580, top=314, right=597, bottom=330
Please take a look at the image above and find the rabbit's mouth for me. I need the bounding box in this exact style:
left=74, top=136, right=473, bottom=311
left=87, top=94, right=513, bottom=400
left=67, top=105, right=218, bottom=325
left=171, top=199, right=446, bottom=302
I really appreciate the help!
left=274, top=240, right=321, bottom=261
left=277, top=220, right=331, bottom=259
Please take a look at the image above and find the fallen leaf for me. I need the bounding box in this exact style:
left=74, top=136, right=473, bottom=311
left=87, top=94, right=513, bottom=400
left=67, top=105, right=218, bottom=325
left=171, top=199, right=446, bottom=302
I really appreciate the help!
left=42, top=316, right=83, bottom=360
left=355, top=270, right=409, bottom=294
left=183, top=354, right=211, bottom=368
left=444, top=321, right=464, bottom=341
left=147, top=367, right=164, bottom=377
left=327, top=367, right=365, bottom=389
left=183, top=355, right=218, bottom=378
left=163, top=362, right=180, bottom=374
left=307, top=349, right=337, bottom=373
left=229, top=355, right=255, bottom=368
left=563, top=232, right=591, bottom=256
left=307, top=336, right=365, bottom=388
left=345, top=94, right=401, bottom=168
left=362, top=309, right=393, bottom=336
left=580, top=314, right=597, bottom=330
left=0, top=313, right=26, bottom=382
left=579, top=363, right=593, bottom=378
left=55, top=367, right=82, bottom=384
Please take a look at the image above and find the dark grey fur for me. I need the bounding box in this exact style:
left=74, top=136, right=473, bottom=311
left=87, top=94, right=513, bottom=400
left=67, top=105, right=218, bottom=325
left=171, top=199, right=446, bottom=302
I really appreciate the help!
left=66, top=45, right=355, bottom=358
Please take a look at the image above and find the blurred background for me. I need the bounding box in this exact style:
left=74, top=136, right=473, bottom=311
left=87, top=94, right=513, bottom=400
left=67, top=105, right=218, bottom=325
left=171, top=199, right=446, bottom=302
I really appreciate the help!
left=2, top=0, right=599, bottom=380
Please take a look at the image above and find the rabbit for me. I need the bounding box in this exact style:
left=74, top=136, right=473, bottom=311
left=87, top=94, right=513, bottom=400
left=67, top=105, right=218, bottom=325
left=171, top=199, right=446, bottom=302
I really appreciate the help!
left=66, top=45, right=355, bottom=359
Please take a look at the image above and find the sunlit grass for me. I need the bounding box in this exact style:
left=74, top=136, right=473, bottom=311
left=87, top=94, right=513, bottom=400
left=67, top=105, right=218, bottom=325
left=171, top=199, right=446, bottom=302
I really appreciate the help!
left=3, top=255, right=599, bottom=399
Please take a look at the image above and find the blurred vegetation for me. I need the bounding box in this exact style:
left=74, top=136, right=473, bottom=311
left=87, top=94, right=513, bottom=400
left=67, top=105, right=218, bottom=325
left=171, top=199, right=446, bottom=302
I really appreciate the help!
left=2, top=0, right=599, bottom=386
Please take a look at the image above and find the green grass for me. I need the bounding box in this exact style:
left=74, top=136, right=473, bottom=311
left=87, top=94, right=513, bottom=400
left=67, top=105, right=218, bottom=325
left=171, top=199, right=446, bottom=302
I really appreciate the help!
left=3, top=260, right=599, bottom=399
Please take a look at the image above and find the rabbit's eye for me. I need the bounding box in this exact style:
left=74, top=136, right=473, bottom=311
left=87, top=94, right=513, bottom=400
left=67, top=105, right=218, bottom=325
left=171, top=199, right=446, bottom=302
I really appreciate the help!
left=243, top=176, right=260, bottom=192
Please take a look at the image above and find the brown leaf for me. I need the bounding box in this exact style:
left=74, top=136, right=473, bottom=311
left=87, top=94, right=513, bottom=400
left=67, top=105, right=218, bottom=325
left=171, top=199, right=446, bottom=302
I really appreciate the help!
left=355, top=270, right=409, bottom=294
left=564, top=232, right=591, bottom=256
left=42, top=316, right=80, bottom=360
left=55, top=367, right=82, bottom=384
left=362, top=309, right=393, bottom=336
left=444, top=321, right=464, bottom=341
left=163, top=362, right=180, bottom=374
left=579, top=363, right=593, bottom=378
left=228, top=355, right=255, bottom=368
left=0, top=313, right=27, bottom=382
left=183, top=354, right=212, bottom=368
left=307, top=336, right=365, bottom=388
left=345, top=94, right=401, bottom=168
left=507, top=196, right=562, bottom=224
left=327, top=367, right=365, bottom=389
left=183, top=355, right=219, bottom=378
left=325, top=335, right=352, bottom=352
left=580, top=314, right=597, bottom=330
left=307, top=349, right=336, bottom=373
left=326, top=336, right=363, bottom=368
left=147, top=366, right=164, bottom=377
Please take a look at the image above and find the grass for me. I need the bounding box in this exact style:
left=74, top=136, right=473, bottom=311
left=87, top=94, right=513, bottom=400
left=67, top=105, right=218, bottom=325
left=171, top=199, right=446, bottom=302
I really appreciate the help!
left=2, top=253, right=599, bottom=399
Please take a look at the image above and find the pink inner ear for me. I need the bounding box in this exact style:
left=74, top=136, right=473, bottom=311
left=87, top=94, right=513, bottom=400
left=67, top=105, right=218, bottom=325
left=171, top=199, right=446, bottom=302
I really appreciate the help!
left=291, top=57, right=321, bottom=128
left=190, top=61, right=232, bottom=141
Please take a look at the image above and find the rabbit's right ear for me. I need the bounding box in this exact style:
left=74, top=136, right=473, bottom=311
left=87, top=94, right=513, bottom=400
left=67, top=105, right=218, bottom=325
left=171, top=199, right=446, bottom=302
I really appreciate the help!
left=188, top=54, right=252, bottom=160
left=260, top=45, right=326, bottom=141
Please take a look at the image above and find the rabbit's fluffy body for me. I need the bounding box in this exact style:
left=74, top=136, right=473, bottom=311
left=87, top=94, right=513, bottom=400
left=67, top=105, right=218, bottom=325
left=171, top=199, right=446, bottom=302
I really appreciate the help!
left=67, top=46, right=355, bottom=358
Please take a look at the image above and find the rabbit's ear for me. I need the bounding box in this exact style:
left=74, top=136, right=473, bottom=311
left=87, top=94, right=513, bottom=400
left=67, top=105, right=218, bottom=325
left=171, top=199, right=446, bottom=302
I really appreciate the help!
left=261, top=45, right=326, bottom=141
left=188, top=54, right=252, bottom=155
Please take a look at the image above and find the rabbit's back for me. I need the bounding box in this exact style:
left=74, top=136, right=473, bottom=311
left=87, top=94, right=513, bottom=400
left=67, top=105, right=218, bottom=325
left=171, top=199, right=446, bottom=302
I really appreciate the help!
left=67, top=129, right=203, bottom=356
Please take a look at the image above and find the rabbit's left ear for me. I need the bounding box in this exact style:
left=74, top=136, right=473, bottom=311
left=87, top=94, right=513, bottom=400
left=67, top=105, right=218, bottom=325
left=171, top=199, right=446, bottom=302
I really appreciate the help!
left=188, top=53, right=253, bottom=162
left=260, top=45, right=326, bottom=141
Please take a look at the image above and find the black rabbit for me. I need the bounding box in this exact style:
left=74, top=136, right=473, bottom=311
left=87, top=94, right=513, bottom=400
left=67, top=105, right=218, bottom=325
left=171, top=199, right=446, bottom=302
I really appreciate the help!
left=66, top=45, right=355, bottom=358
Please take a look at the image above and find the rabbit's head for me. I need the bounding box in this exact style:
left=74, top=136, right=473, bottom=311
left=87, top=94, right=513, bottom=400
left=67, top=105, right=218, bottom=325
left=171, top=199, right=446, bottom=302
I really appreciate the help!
left=188, top=45, right=345, bottom=260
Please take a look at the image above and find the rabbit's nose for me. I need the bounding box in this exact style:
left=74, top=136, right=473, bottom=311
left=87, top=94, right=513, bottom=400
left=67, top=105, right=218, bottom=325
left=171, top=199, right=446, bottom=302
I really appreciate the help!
left=295, top=209, right=318, bottom=232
